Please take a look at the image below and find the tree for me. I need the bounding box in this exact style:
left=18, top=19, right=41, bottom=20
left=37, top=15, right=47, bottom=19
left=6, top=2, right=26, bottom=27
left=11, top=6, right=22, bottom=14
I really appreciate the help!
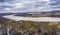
left=47, top=22, right=58, bottom=35
left=48, top=22, right=59, bottom=32
left=5, top=20, right=19, bottom=35
left=22, top=21, right=37, bottom=32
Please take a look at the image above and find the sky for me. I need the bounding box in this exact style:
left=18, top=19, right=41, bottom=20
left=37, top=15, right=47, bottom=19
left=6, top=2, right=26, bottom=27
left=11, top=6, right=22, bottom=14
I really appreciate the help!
left=0, top=0, right=59, bottom=13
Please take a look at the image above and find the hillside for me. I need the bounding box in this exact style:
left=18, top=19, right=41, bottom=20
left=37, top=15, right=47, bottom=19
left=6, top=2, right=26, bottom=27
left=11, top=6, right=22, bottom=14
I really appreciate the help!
left=14, top=12, right=60, bottom=17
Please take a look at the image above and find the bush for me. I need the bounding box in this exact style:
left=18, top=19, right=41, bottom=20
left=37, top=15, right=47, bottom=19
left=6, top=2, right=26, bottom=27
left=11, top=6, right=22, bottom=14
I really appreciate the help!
left=29, top=32, right=35, bottom=35
left=14, top=32, right=22, bottom=35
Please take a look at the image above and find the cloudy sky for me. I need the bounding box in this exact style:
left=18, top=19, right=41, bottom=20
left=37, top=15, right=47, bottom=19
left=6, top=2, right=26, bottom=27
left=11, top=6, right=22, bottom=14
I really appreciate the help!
left=0, top=0, right=59, bottom=13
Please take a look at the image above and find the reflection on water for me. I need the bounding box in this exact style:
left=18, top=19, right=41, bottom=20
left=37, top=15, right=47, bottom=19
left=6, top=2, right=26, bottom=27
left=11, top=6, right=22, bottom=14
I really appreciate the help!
left=3, top=15, right=60, bottom=22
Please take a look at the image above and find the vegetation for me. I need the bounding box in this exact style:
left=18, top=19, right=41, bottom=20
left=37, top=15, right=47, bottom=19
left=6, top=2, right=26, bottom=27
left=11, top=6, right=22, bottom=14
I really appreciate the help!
left=4, top=20, right=59, bottom=35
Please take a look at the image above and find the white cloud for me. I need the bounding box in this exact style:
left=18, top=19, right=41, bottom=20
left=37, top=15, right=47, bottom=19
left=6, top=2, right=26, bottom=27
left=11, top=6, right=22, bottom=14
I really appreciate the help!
left=4, top=8, right=11, bottom=11
left=0, top=0, right=59, bottom=13
left=43, top=0, right=49, bottom=1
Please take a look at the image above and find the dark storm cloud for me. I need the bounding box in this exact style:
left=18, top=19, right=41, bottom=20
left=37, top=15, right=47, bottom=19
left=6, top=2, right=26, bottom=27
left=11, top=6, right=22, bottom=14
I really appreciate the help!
left=0, top=0, right=5, bottom=2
